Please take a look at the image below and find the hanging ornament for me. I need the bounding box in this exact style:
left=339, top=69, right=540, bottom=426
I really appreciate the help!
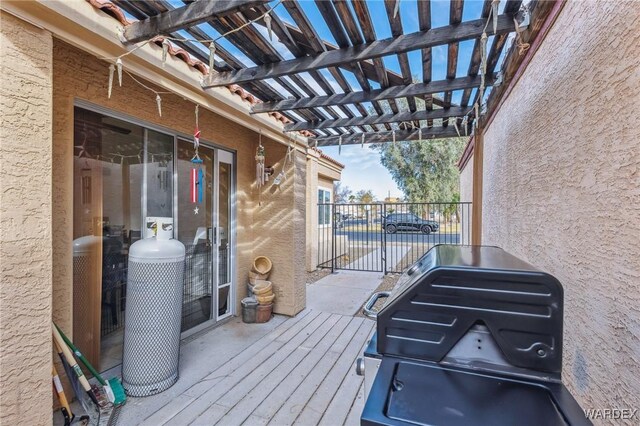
left=108, top=64, right=115, bottom=99
left=116, top=58, right=123, bottom=87
left=190, top=114, right=204, bottom=214
left=156, top=94, right=162, bottom=117
left=338, top=135, right=342, bottom=155
left=264, top=12, right=273, bottom=41
left=361, top=133, right=365, bottom=148
left=256, top=130, right=266, bottom=188
left=418, top=127, right=422, bottom=142
left=474, top=102, right=480, bottom=127
left=162, top=39, right=170, bottom=66
left=394, top=0, right=400, bottom=18
left=392, top=129, right=396, bottom=146
left=462, top=116, right=468, bottom=136
left=492, top=0, right=500, bottom=34
left=315, top=138, right=318, bottom=149
left=209, top=42, right=216, bottom=71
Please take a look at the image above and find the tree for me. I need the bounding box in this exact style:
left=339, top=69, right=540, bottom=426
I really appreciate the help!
left=372, top=136, right=465, bottom=205
left=333, top=181, right=352, bottom=204
left=365, top=80, right=465, bottom=208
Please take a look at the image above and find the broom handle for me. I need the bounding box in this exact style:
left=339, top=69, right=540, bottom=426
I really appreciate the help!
left=52, top=365, right=73, bottom=420
left=54, top=324, right=106, bottom=386
left=52, top=325, right=95, bottom=398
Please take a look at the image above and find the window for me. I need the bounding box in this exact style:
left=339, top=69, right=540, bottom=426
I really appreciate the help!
left=318, top=187, right=331, bottom=226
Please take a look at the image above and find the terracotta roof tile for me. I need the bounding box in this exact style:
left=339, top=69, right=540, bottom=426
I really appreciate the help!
left=310, top=147, right=345, bottom=169
left=85, top=0, right=314, bottom=135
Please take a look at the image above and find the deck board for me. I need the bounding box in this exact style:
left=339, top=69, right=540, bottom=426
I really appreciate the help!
left=124, top=308, right=374, bottom=426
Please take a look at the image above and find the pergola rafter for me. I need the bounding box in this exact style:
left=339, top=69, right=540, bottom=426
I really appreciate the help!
left=109, top=0, right=554, bottom=146
left=252, top=74, right=496, bottom=114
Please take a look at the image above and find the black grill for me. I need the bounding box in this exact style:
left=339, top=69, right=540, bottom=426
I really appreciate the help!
left=360, top=245, right=590, bottom=426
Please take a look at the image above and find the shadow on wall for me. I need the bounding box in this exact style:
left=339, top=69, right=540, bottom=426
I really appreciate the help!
left=572, top=350, right=589, bottom=392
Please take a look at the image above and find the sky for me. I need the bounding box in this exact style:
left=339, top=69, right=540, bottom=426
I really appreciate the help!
left=153, top=0, right=513, bottom=199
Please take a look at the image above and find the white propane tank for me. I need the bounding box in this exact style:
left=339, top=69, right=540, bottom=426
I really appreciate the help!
left=122, top=234, right=185, bottom=397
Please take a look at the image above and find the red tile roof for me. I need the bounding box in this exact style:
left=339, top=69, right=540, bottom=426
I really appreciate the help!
left=85, top=0, right=317, bottom=137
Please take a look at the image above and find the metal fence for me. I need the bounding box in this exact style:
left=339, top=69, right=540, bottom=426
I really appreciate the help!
left=317, top=202, right=472, bottom=274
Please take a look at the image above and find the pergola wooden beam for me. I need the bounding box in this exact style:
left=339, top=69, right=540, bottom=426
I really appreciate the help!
left=285, top=106, right=469, bottom=132
left=203, top=14, right=514, bottom=88
left=123, top=0, right=268, bottom=43
left=312, top=126, right=466, bottom=147
left=251, top=74, right=495, bottom=113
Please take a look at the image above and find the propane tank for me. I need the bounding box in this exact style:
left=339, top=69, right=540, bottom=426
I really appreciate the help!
left=122, top=221, right=185, bottom=397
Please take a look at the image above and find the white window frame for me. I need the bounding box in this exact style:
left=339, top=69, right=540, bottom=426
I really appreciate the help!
left=318, top=186, right=332, bottom=228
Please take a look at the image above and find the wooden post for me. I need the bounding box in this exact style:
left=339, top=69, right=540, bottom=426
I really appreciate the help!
left=471, top=127, right=483, bottom=245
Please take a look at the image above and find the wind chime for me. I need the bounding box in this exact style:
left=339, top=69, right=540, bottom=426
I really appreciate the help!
left=256, top=130, right=266, bottom=205
left=191, top=105, right=204, bottom=214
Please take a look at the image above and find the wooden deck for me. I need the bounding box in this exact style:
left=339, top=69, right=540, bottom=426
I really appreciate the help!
left=118, top=310, right=374, bottom=426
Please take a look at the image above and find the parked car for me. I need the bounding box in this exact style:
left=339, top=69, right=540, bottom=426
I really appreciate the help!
left=382, top=213, right=440, bottom=234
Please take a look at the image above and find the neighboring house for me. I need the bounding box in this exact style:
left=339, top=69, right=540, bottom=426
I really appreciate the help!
left=457, top=0, right=638, bottom=419
left=0, top=2, right=340, bottom=422
left=305, top=148, right=344, bottom=271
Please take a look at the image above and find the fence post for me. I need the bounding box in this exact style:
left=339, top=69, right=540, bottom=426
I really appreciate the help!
left=382, top=203, right=387, bottom=275
left=331, top=203, right=336, bottom=273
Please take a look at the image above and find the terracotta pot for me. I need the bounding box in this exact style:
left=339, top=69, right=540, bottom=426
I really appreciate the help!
left=256, top=303, right=273, bottom=323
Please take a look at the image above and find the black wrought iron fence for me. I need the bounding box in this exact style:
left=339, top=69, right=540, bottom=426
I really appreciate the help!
left=317, top=202, right=471, bottom=274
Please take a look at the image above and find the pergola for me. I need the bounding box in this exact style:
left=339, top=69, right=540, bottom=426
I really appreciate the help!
left=113, top=0, right=556, bottom=147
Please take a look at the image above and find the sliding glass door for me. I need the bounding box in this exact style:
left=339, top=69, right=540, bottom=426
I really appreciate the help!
left=73, top=105, right=235, bottom=372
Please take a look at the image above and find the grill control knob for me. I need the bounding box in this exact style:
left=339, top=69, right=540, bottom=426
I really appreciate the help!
left=355, top=358, right=365, bottom=376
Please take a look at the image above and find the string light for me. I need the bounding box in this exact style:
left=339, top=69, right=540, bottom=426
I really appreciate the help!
left=103, top=0, right=284, bottom=114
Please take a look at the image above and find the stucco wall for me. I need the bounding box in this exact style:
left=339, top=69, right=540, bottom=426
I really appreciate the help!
left=0, top=11, right=53, bottom=425
left=459, top=160, right=473, bottom=243
left=481, top=1, right=639, bottom=420
left=50, top=40, right=306, bottom=323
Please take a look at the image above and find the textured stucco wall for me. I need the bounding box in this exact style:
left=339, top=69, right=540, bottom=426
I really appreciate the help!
left=459, top=160, right=473, bottom=243
left=0, top=11, right=53, bottom=425
left=481, top=1, right=639, bottom=421
left=51, top=40, right=306, bottom=322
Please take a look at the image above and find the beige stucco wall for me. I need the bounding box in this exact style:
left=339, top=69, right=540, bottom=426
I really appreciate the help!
left=50, top=40, right=306, bottom=322
left=459, top=160, right=473, bottom=244
left=0, top=11, right=53, bottom=425
left=305, top=151, right=345, bottom=271
left=481, top=0, right=639, bottom=420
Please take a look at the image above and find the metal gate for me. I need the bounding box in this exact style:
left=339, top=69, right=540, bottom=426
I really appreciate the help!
left=317, top=202, right=471, bottom=274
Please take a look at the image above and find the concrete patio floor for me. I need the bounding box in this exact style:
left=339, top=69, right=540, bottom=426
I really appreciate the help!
left=115, top=309, right=375, bottom=426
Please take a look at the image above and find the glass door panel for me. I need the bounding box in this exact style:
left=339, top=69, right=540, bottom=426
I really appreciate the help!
left=217, top=157, right=232, bottom=319
left=177, top=139, right=214, bottom=331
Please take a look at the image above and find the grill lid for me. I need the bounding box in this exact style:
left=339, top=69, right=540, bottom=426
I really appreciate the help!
left=376, top=245, right=564, bottom=375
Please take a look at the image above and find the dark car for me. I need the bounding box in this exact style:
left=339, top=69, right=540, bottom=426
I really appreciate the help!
left=383, top=213, right=439, bottom=234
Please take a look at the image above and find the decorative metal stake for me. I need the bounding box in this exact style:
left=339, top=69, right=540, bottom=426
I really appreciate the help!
left=264, top=12, right=273, bottom=41
left=108, top=64, right=115, bottom=99
left=156, top=94, right=162, bottom=117
left=492, top=0, right=500, bottom=34
left=116, top=58, right=123, bottom=87
left=453, top=118, right=461, bottom=137
left=162, top=39, right=170, bottom=66
left=209, top=42, right=216, bottom=71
